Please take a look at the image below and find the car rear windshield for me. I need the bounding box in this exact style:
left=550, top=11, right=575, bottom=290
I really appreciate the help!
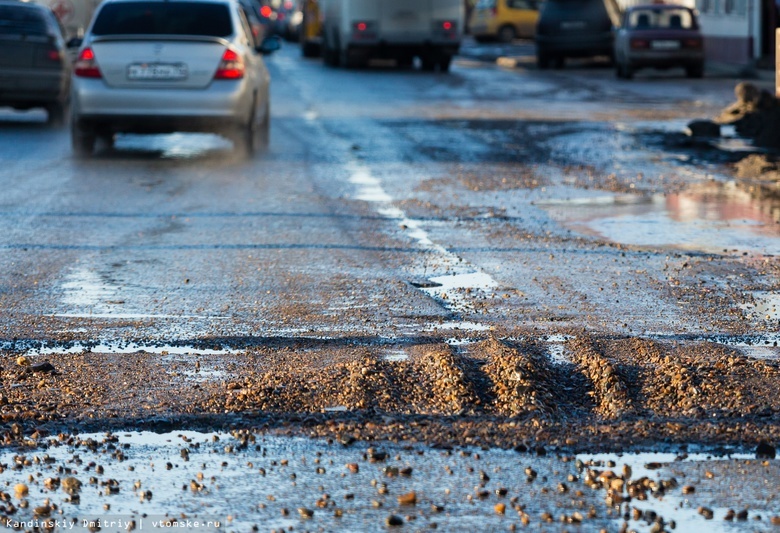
left=541, top=0, right=608, bottom=18
left=627, top=8, right=695, bottom=30
left=0, top=5, right=48, bottom=36
left=91, top=2, right=233, bottom=37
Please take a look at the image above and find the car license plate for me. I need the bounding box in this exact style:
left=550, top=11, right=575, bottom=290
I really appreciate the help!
left=560, top=21, right=586, bottom=30
left=651, top=40, right=681, bottom=50
left=393, top=10, right=416, bottom=20
left=127, top=63, right=188, bottom=81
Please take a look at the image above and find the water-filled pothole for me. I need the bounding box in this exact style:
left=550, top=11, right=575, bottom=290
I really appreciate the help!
left=539, top=181, right=780, bottom=255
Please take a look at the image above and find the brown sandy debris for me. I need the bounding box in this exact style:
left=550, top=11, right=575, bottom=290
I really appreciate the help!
left=415, top=344, right=478, bottom=415
left=631, top=339, right=698, bottom=414
left=733, top=154, right=780, bottom=181
left=568, top=337, right=631, bottom=419
left=478, top=338, right=555, bottom=417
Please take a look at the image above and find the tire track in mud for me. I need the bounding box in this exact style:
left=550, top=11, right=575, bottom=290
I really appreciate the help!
left=568, top=336, right=633, bottom=419
left=473, top=337, right=556, bottom=418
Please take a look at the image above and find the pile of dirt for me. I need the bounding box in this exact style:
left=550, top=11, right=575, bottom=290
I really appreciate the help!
left=733, top=153, right=780, bottom=181
left=715, top=82, right=780, bottom=148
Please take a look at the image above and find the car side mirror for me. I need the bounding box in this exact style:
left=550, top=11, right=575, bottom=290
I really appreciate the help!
left=66, top=37, right=83, bottom=49
left=258, top=35, right=281, bottom=55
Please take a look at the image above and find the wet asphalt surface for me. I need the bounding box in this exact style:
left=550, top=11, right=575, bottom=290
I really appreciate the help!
left=1, top=41, right=780, bottom=530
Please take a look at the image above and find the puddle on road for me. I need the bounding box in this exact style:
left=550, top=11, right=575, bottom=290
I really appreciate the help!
left=115, top=133, right=232, bottom=159
left=539, top=181, right=780, bottom=255
left=2, top=431, right=777, bottom=533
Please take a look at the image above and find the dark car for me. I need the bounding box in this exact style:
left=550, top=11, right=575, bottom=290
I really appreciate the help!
left=535, top=0, right=614, bottom=69
left=614, top=5, right=704, bottom=79
left=0, top=0, right=70, bottom=124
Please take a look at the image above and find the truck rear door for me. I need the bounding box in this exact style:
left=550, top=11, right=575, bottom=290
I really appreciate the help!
left=380, top=0, right=432, bottom=42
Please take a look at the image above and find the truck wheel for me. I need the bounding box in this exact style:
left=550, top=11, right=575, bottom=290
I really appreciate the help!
left=71, top=119, right=95, bottom=158
left=438, top=55, right=452, bottom=72
left=421, top=55, right=436, bottom=71
left=397, top=55, right=414, bottom=68
left=302, top=41, right=320, bottom=58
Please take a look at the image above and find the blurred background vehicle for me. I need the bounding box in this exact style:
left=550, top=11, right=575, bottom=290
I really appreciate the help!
left=469, top=0, right=541, bottom=43
left=238, top=0, right=270, bottom=44
left=69, top=0, right=279, bottom=157
left=535, top=0, right=616, bottom=69
left=0, top=0, right=71, bottom=125
left=321, top=0, right=463, bottom=71
left=614, top=4, right=704, bottom=79
left=275, top=0, right=301, bottom=41
left=299, top=0, right=321, bottom=57
left=30, top=0, right=101, bottom=40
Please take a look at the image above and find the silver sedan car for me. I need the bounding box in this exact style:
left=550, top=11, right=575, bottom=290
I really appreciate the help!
left=70, top=0, right=278, bottom=157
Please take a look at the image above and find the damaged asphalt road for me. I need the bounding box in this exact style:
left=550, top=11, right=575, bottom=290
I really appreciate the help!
left=1, top=45, right=780, bottom=530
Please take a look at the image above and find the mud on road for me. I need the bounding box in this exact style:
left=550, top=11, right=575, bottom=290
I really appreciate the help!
left=2, top=48, right=780, bottom=530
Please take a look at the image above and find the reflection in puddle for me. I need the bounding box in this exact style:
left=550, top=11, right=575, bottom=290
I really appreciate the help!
left=541, top=181, right=780, bottom=255
left=115, top=133, right=232, bottom=158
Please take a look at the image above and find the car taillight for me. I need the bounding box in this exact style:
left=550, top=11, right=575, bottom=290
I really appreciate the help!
left=214, top=48, right=245, bottom=80
left=356, top=21, right=367, bottom=31
left=443, top=21, right=453, bottom=30
left=74, top=47, right=101, bottom=78
left=260, top=5, right=272, bottom=18
left=683, top=38, right=702, bottom=49
left=46, top=48, right=62, bottom=62
left=630, top=38, right=649, bottom=49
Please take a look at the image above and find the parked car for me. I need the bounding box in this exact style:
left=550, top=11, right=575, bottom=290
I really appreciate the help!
left=70, top=0, right=279, bottom=157
left=614, top=5, right=704, bottom=79
left=535, top=0, right=614, bottom=69
left=0, top=0, right=71, bottom=125
left=469, top=0, right=540, bottom=43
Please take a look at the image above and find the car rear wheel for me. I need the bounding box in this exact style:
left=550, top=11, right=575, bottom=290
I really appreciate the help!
left=257, top=101, right=270, bottom=150
left=686, top=65, right=704, bottom=79
left=438, top=55, right=452, bottom=73
left=497, top=25, right=516, bottom=44
left=537, top=53, right=550, bottom=70
left=71, top=119, right=95, bottom=158
left=46, top=102, right=67, bottom=128
left=616, top=62, right=633, bottom=79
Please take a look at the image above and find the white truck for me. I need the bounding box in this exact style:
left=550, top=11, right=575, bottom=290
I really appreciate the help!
left=320, top=0, right=463, bottom=71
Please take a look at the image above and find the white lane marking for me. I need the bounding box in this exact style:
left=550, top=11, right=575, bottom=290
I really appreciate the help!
left=346, top=161, right=500, bottom=316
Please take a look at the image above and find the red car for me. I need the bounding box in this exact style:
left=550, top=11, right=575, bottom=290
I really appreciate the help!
left=614, top=5, right=704, bottom=79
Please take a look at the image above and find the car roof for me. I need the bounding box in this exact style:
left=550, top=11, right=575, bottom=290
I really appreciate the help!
left=627, top=4, right=693, bottom=10
left=0, top=0, right=48, bottom=9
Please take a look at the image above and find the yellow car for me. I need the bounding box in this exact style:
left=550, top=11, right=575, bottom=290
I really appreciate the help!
left=469, top=0, right=540, bottom=43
